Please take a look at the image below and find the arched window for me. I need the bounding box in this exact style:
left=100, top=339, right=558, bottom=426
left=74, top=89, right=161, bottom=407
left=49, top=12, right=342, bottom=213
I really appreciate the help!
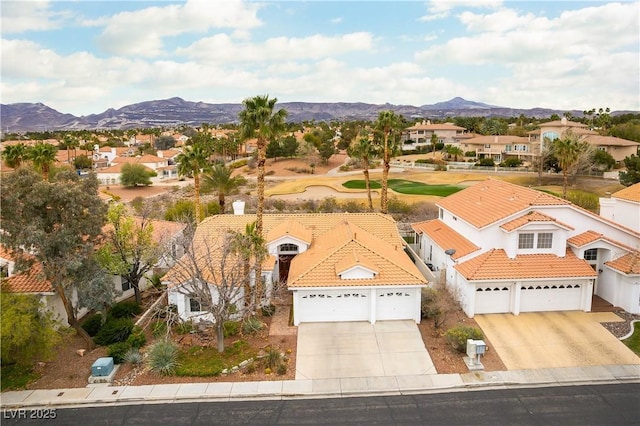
left=279, top=243, right=299, bottom=253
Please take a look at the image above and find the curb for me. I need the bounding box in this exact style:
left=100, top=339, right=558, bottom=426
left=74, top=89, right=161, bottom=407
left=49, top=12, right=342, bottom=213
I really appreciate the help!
left=2, top=372, right=639, bottom=410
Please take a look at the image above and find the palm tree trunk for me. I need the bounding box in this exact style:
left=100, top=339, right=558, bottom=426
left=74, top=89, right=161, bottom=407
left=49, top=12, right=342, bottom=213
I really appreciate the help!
left=219, top=192, right=225, bottom=214
left=380, top=136, right=390, bottom=214
left=562, top=170, right=569, bottom=199
left=363, top=158, right=373, bottom=212
left=194, top=173, right=202, bottom=222
left=255, top=142, right=266, bottom=307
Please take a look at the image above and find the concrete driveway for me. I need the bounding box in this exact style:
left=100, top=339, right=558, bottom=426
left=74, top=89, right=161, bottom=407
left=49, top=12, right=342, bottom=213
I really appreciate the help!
left=295, top=321, right=436, bottom=380
left=475, top=311, right=640, bottom=370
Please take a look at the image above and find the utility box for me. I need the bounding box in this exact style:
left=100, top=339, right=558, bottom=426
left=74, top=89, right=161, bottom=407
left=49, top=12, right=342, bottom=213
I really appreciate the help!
left=466, top=339, right=486, bottom=358
left=91, top=357, right=114, bottom=377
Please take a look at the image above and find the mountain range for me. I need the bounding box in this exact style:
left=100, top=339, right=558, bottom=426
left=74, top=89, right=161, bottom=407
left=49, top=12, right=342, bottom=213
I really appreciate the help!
left=0, top=97, right=631, bottom=133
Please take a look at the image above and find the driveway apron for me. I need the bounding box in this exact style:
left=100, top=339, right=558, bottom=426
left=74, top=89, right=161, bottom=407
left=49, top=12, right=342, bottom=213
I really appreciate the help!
left=295, top=320, right=436, bottom=380
left=475, top=311, right=640, bottom=370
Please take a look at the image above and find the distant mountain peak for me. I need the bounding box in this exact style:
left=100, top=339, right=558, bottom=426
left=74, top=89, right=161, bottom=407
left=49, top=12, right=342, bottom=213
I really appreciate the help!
left=423, top=97, right=500, bottom=110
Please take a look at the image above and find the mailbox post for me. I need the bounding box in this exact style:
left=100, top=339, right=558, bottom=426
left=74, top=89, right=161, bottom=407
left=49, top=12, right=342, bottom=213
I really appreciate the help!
left=464, top=339, right=486, bottom=370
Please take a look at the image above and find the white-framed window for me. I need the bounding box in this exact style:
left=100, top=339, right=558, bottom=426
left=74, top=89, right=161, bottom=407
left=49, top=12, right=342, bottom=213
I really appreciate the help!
left=584, top=248, right=598, bottom=261
left=537, top=233, right=553, bottom=249
left=518, top=233, right=534, bottom=249
left=484, top=144, right=491, bottom=149
left=121, top=276, right=132, bottom=291
left=279, top=243, right=299, bottom=253
left=189, top=298, right=202, bottom=312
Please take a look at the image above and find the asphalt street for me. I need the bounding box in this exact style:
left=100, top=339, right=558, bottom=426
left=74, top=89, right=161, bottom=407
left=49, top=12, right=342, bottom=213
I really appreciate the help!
left=2, top=383, right=639, bottom=425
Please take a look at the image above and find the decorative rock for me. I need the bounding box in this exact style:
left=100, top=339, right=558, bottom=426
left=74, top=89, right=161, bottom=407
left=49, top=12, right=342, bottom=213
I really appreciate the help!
left=76, top=349, right=86, bottom=357
left=231, top=366, right=239, bottom=373
left=222, top=369, right=228, bottom=375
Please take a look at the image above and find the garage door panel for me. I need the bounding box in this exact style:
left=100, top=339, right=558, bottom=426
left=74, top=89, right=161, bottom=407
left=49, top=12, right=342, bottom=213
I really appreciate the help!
left=377, top=289, right=415, bottom=321
left=520, top=284, right=582, bottom=312
left=297, top=290, right=370, bottom=323
left=475, top=286, right=511, bottom=314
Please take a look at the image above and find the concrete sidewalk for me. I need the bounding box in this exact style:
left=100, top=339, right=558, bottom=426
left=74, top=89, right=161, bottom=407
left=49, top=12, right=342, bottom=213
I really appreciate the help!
left=2, top=364, right=638, bottom=410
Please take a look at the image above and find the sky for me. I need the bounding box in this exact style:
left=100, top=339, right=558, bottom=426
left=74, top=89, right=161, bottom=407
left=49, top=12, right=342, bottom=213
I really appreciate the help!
left=1, top=0, right=639, bottom=117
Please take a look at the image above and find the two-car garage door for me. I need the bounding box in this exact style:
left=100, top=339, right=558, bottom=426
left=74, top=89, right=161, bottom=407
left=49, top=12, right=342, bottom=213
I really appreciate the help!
left=294, top=288, right=417, bottom=324
left=475, top=283, right=584, bottom=314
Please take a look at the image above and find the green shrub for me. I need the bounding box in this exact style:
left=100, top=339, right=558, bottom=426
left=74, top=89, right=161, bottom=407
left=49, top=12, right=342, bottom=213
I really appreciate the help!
left=223, top=321, right=240, bottom=338
left=245, top=360, right=256, bottom=374
left=242, top=317, right=263, bottom=335
left=500, top=158, right=523, bottom=167
left=464, top=151, right=477, bottom=157
left=147, top=339, right=179, bottom=376
left=93, top=317, right=134, bottom=346
left=124, top=348, right=143, bottom=365
left=126, top=327, right=147, bottom=348
left=109, top=300, right=142, bottom=319
left=476, top=158, right=495, bottom=167
left=107, top=342, right=131, bottom=364
left=261, top=304, right=276, bottom=317
left=276, top=363, right=287, bottom=376
left=264, top=348, right=283, bottom=369
left=175, top=321, right=194, bottom=335
left=445, top=326, right=484, bottom=353
left=421, top=287, right=441, bottom=320
left=81, top=313, right=103, bottom=337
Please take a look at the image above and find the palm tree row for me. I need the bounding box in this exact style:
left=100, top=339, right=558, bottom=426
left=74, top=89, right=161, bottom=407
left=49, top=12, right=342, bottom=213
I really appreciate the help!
left=2, top=142, right=58, bottom=180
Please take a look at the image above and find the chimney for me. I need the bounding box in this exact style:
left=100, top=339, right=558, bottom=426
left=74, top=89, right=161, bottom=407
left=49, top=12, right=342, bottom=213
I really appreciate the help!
left=232, top=200, right=245, bottom=215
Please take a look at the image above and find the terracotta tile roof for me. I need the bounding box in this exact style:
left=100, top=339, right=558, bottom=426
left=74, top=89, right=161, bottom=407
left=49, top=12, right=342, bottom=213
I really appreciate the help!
left=584, top=135, right=640, bottom=147
left=455, top=248, right=597, bottom=281
left=567, top=230, right=602, bottom=247
left=412, top=219, right=480, bottom=260
left=438, top=178, right=569, bottom=228
left=0, top=246, right=53, bottom=293
left=539, top=120, right=588, bottom=128
left=606, top=252, right=640, bottom=275
left=406, top=123, right=466, bottom=131
left=611, top=183, right=640, bottom=203
left=334, top=249, right=379, bottom=276
left=500, top=211, right=574, bottom=232
left=266, top=218, right=313, bottom=244
left=164, top=213, right=425, bottom=288
left=567, top=230, right=636, bottom=252
left=112, top=154, right=166, bottom=163
left=288, top=221, right=424, bottom=288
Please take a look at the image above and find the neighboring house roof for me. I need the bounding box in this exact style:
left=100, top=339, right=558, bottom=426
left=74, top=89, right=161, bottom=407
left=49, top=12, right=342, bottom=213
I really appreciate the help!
left=606, top=252, right=640, bottom=275
left=539, top=120, right=588, bottom=128
left=500, top=211, right=574, bottom=232
left=412, top=219, right=480, bottom=260
left=406, top=123, right=466, bottom=131
left=611, top=183, right=640, bottom=203
left=583, top=135, right=640, bottom=147
left=454, top=248, right=597, bottom=281
left=462, top=135, right=530, bottom=144
left=0, top=246, right=53, bottom=293
left=437, top=178, right=569, bottom=228
left=112, top=154, right=165, bottom=164
left=567, top=230, right=635, bottom=252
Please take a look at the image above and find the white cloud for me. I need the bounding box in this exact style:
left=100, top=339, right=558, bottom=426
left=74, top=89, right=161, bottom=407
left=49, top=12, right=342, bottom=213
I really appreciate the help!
left=177, top=32, right=374, bottom=63
left=419, top=0, right=502, bottom=21
left=95, top=0, right=263, bottom=58
left=0, top=0, right=64, bottom=34
left=331, top=17, right=343, bottom=24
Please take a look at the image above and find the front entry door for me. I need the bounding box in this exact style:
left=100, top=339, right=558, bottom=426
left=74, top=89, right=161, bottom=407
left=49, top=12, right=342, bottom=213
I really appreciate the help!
left=279, top=254, right=295, bottom=283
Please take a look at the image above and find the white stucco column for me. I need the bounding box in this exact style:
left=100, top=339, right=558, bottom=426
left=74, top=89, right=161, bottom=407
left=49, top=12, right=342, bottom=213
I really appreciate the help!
left=370, top=288, right=377, bottom=325
left=513, top=282, right=521, bottom=316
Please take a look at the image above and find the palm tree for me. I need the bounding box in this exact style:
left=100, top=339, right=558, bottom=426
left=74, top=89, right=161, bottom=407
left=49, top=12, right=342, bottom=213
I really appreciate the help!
left=176, top=143, right=210, bottom=222
left=347, top=131, right=377, bottom=211
left=1, top=143, right=28, bottom=168
left=62, top=134, right=79, bottom=164
left=233, top=222, right=267, bottom=308
left=238, top=95, right=287, bottom=307
left=238, top=95, right=288, bottom=236
left=202, top=164, right=246, bottom=213
left=374, top=110, right=402, bottom=214
left=29, top=143, right=58, bottom=180
left=445, top=145, right=464, bottom=162
left=553, top=132, right=587, bottom=199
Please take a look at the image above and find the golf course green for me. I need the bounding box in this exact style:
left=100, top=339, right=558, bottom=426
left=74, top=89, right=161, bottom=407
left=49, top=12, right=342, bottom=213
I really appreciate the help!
left=342, top=179, right=463, bottom=196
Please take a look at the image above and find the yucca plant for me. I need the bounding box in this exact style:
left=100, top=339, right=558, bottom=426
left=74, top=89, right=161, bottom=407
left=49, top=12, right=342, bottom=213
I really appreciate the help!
left=124, top=348, right=143, bottom=365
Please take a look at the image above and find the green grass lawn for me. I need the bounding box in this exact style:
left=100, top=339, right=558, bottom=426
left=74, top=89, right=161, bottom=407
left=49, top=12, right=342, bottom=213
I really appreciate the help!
left=343, top=179, right=462, bottom=196
left=1, top=364, right=39, bottom=391
left=175, top=340, right=257, bottom=377
left=622, top=324, right=640, bottom=356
